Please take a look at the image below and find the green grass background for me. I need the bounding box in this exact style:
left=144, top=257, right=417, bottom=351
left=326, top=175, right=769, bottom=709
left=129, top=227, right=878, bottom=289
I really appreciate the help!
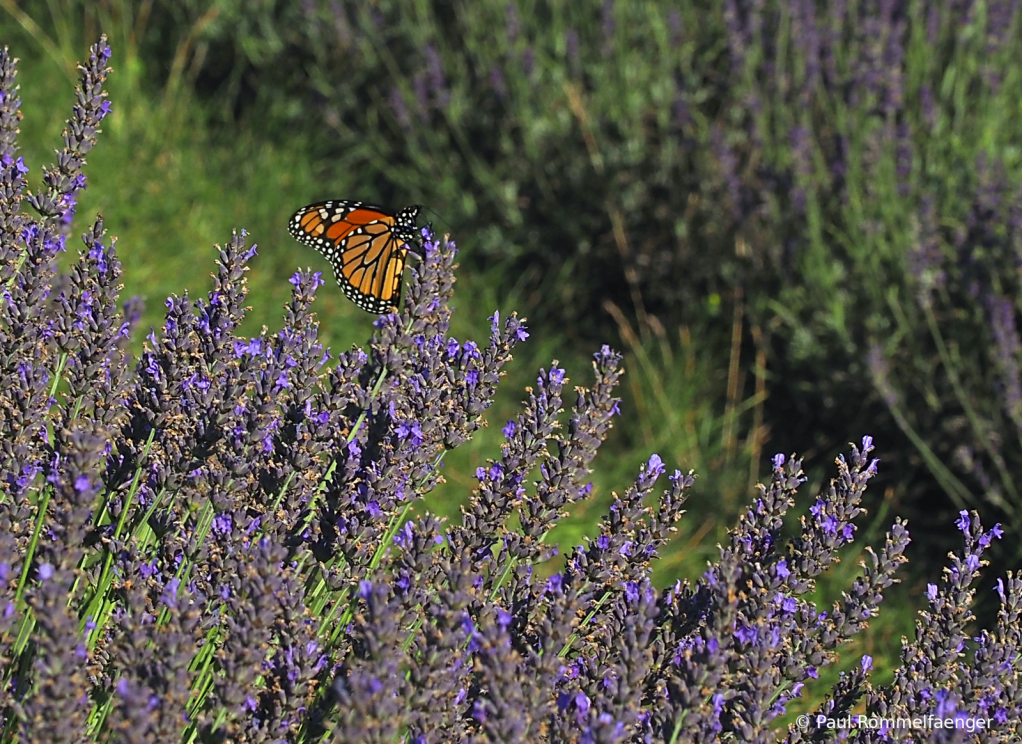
left=0, top=11, right=932, bottom=724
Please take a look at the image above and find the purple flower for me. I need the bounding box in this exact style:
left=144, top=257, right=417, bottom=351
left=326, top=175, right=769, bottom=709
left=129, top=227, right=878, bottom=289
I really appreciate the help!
left=775, top=558, right=790, bottom=579
left=389, top=86, right=411, bottom=128
left=566, top=28, right=579, bottom=66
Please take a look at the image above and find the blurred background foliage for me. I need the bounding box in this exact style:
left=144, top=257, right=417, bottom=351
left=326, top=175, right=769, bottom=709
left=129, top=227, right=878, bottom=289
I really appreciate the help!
left=3, top=0, right=1022, bottom=688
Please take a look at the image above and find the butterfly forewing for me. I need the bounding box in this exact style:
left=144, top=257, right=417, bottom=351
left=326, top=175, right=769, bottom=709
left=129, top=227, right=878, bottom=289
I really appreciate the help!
left=288, top=200, right=420, bottom=314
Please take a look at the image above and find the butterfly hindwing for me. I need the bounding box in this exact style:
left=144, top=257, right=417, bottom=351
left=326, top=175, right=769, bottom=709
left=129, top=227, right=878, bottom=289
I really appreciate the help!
left=288, top=200, right=422, bottom=314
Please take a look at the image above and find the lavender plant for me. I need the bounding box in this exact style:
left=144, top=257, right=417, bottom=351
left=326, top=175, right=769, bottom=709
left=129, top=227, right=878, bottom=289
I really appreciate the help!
left=34, top=0, right=1022, bottom=544
left=0, top=37, right=1020, bottom=744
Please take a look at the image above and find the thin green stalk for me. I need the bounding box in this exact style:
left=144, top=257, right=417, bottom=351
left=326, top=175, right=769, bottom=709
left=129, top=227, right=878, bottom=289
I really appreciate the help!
left=14, top=486, right=51, bottom=606
left=559, top=589, right=612, bottom=658
left=923, top=302, right=1020, bottom=510
left=48, top=352, right=68, bottom=398
left=885, top=397, right=973, bottom=511
left=80, top=427, right=158, bottom=638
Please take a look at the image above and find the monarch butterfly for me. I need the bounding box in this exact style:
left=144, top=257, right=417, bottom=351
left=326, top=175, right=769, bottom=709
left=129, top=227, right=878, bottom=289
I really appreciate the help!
left=287, top=200, right=422, bottom=314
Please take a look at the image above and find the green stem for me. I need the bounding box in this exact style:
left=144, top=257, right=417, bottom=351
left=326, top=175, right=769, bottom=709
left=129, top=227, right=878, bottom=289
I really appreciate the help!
left=923, top=303, right=1019, bottom=511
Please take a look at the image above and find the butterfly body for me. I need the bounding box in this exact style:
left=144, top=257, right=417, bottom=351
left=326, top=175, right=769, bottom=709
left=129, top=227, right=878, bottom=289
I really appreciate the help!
left=288, top=200, right=421, bottom=313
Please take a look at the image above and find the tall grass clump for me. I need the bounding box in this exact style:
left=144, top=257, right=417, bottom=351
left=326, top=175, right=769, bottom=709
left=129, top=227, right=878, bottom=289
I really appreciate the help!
left=1, top=37, right=1021, bottom=743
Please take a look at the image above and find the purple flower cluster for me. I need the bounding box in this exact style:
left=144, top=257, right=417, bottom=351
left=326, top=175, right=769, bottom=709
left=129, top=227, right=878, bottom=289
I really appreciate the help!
left=98, top=2, right=1022, bottom=548
left=1, top=38, right=1021, bottom=743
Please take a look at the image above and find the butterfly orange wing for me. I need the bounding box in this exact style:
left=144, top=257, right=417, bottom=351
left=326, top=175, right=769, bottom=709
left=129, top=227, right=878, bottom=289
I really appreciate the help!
left=288, top=200, right=416, bottom=314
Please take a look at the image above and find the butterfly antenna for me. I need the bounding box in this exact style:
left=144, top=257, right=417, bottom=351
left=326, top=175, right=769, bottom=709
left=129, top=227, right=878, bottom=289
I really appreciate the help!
left=422, top=206, right=456, bottom=235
